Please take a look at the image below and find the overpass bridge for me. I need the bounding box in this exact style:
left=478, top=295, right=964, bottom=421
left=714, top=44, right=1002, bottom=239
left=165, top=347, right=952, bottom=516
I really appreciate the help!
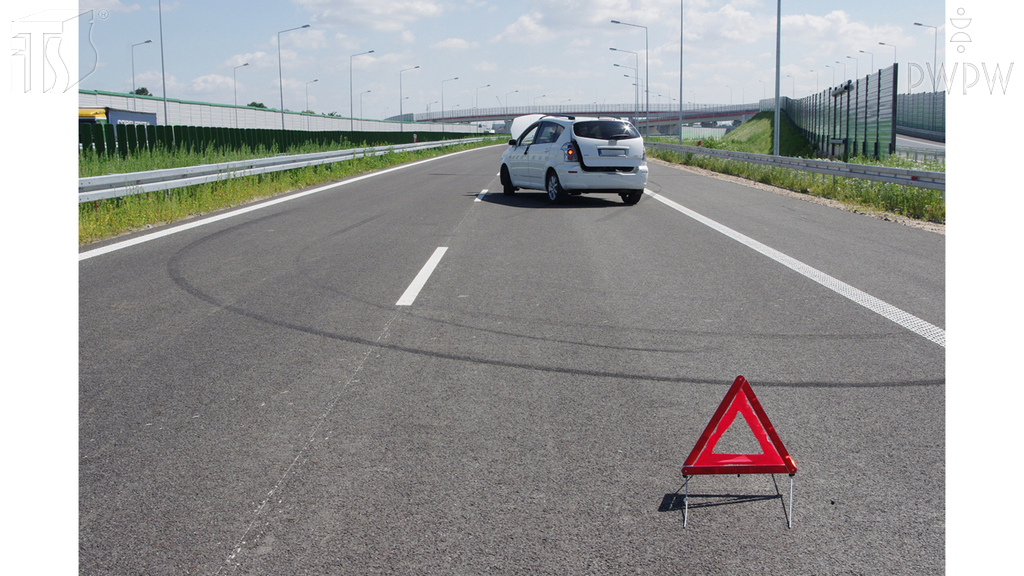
left=386, top=102, right=761, bottom=135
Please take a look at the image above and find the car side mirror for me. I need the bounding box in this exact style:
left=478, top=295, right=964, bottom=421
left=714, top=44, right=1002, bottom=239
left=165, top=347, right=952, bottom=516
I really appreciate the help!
left=508, top=139, right=517, bottom=146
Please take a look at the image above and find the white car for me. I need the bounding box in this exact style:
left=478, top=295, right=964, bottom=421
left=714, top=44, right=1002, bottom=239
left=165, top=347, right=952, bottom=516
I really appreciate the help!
left=499, top=114, right=649, bottom=205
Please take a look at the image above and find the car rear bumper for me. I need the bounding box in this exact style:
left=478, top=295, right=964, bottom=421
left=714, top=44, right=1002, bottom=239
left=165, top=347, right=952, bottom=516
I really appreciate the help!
left=555, top=163, right=648, bottom=192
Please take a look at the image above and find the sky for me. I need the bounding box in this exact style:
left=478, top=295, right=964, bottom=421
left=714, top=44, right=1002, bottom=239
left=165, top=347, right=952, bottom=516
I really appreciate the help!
left=73, top=0, right=949, bottom=121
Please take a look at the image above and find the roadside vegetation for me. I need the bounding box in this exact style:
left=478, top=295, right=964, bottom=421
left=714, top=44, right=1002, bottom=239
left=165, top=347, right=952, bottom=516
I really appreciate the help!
left=79, top=138, right=501, bottom=246
left=647, top=111, right=945, bottom=224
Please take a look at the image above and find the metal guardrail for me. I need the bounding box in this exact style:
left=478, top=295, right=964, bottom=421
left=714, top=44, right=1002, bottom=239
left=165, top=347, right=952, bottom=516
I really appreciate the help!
left=79, top=138, right=484, bottom=203
left=895, top=146, right=945, bottom=162
left=647, top=142, right=944, bottom=192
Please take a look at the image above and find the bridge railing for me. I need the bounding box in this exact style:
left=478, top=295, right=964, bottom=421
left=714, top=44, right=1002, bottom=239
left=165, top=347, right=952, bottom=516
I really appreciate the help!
left=410, top=102, right=760, bottom=123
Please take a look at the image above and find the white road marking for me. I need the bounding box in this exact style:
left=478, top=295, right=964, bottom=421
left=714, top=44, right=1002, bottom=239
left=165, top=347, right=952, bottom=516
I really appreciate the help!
left=396, top=247, right=448, bottom=306
left=79, top=147, right=488, bottom=261
left=475, top=188, right=489, bottom=202
left=645, top=189, right=945, bottom=347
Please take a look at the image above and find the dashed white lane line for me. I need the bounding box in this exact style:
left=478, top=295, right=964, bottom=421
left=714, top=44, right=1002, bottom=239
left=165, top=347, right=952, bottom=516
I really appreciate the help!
left=475, top=188, right=489, bottom=202
left=644, top=189, right=945, bottom=347
left=396, top=247, right=448, bottom=306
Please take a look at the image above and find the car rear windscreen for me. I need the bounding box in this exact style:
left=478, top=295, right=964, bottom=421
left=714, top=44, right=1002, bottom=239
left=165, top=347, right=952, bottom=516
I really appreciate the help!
left=572, top=121, right=641, bottom=140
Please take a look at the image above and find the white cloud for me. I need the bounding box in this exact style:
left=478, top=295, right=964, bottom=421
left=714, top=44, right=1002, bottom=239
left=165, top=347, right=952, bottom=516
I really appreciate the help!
left=492, top=12, right=550, bottom=44
left=287, top=28, right=329, bottom=51
left=333, top=33, right=363, bottom=51
left=224, top=51, right=273, bottom=70
left=781, top=11, right=910, bottom=64
left=294, top=0, right=445, bottom=33
left=525, top=0, right=673, bottom=29
left=716, top=4, right=766, bottom=43
left=521, top=65, right=599, bottom=80
left=189, top=74, right=232, bottom=93
left=133, top=70, right=180, bottom=94
left=430, top=38, right=478, bottom=50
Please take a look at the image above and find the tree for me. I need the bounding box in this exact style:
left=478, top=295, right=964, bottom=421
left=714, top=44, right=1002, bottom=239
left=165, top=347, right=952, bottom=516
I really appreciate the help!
left=132, top=87, right=150, bottom=96
left=247, top=101, right=267, bottom=108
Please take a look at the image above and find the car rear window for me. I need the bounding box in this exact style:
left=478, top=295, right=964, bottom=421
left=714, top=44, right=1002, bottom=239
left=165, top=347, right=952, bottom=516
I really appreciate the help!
left=573, top=121, right=641, bottom=140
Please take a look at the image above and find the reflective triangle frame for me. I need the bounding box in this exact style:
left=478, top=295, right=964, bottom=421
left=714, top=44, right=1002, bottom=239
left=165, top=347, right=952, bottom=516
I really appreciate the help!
left=681, top=375, right=797, bottom=476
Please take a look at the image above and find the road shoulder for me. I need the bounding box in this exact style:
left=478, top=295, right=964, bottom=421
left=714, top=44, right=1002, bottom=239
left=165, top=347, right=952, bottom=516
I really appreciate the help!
left=648, top=157, right=945, bottom=235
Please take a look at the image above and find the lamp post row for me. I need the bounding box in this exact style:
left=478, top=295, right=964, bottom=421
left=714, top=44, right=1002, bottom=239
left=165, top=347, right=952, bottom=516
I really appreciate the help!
left=139, top=6, right=933, bottom=135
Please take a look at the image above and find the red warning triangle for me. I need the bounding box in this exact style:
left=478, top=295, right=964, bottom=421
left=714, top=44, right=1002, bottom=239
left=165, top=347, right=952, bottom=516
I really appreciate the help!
left=682, top=376, right=797, bottom=476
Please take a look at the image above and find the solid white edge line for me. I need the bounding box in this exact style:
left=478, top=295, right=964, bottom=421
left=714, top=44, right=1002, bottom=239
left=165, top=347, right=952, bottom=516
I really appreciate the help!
left=644, top=189, right=946, bottom=347
left=79, top=146, right=496, bottom=262
left=396, top=247, right=448, bottom=306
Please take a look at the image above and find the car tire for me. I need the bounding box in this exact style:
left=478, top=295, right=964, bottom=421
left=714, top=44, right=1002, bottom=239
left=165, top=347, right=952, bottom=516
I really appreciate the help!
left=500, top=166, right=515, bottom=195
left=546, top=171, right=564, bottom=203
left=621, top=191, right=642, bottom=205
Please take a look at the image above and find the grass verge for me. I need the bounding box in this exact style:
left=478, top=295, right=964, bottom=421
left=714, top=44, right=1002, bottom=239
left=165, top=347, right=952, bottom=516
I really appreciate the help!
left=647, top=111, right=944, bottom=224
left=647, top=147, right=945, bottom=224
left=80, top=138, right=500, bottom=246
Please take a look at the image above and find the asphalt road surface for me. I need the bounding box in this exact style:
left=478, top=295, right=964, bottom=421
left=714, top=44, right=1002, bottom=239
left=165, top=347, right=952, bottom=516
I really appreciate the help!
left=80, top=145, right=944, bottom=575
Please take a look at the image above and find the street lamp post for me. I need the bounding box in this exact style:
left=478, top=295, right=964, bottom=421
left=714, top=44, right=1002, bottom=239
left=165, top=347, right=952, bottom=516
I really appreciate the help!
left=914, top=22, right=939, bottom=133
left=679, top=0, right=684, bottom=144
left=359, top=90, right=371, bottom=130
left=400, top=66, right=419, bottom=132
left=611, top=20, right=649, bottom=137
left=131, top=39, right=152, bottom=111
left=505, top=90, right=518, bottom=115
left=305, top=79, right=318, bottom=131
left=914, top=22, right=938, bottom=92
left=879, top=42, right=901, bottom=92
left=613, top=62, right=638, bottom=121
left=233, top=62, right=248, bottom=128
left=879, top=42, right=897, bottom=67
left=611, top=49, right=640, bottom=126
left=623, top=74, right=636, bottom=119
left=350, top=49, right=375, bottom=131
left=772, top=0, right=780, bottom=156
left=476, top=84, right=490, bottom=109
left=836, top=60, right=847, bottom=81
left=278, top=24, right=310, bottom=131
left=859, top=50, right=874, bottom=73
left=157, top=0, right=168, bottom=126
left=441, top=77, right=458, bottom=129
left=847, top=55, right=859, bottom=79
left=810, top=70, right=818, bottom=93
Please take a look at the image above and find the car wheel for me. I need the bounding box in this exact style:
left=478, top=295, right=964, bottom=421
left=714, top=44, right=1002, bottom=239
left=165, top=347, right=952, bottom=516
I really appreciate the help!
left=546, top=171, right=564, bottom=203
left=500, top=166, right=515, bottom=195
left=621, top=191, right=642, bottom=205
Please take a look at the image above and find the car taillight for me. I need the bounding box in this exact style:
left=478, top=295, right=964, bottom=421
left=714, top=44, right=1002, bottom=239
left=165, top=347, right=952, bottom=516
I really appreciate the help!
left=562, top=142, right=579, bottom=162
